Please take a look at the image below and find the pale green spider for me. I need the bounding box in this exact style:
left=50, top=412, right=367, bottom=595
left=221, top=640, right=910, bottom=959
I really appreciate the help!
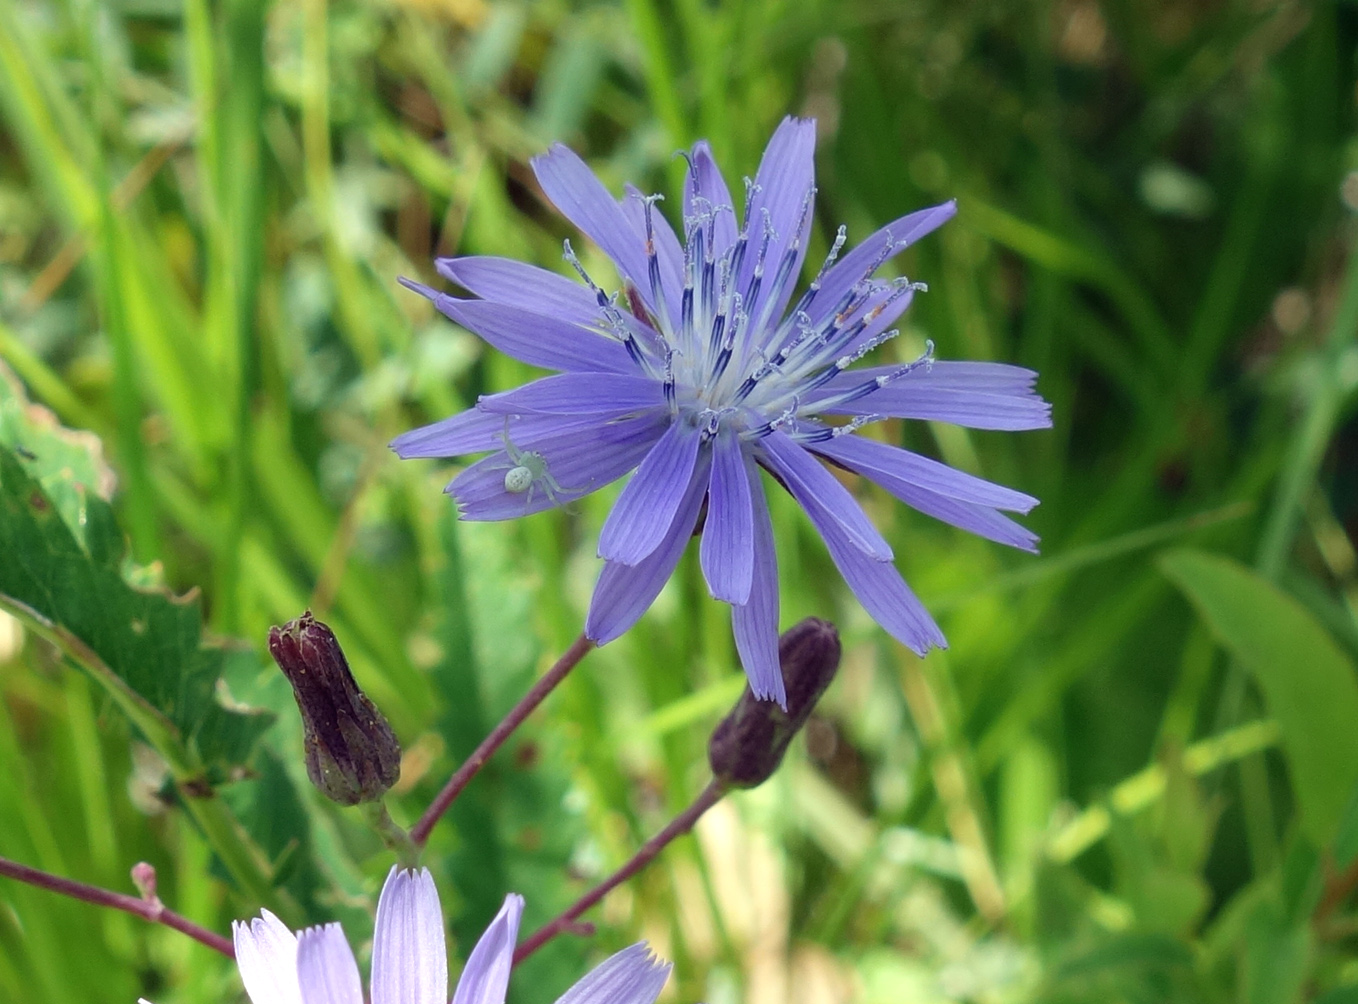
left=499, top=419, right=572, bottom=507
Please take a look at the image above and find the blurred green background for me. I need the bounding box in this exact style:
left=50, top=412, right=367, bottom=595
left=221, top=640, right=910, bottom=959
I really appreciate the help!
left=2, top=0, right=1358, bottom=1001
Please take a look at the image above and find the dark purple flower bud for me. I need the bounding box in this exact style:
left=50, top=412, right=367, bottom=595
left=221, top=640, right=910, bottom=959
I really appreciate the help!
left=708, top=618, right=841, bottom=789
left=267, top=612, right=400, bottom=806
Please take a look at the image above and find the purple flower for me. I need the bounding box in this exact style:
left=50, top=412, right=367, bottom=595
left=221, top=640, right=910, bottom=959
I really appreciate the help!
left=141, top=867, right=671, bottom=1004
left=394, top=117, right=1051, bottom=706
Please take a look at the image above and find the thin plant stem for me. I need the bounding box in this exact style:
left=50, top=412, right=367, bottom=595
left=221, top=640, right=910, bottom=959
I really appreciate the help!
left=514, top=778, right=727, bottom=964
left=410, top=633, right=595, bottom=847
left=0, top=855, right=234, bottom=958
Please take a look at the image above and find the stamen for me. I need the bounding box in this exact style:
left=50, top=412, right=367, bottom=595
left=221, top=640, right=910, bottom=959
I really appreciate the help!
left=563, top=240, right=610, bottom=309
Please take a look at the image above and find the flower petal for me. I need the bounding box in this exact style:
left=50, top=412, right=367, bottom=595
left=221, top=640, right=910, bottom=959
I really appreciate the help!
left=699, top=429, right=754, bottom=604
left=452, top=412, right=668, bottom=521
left=553, top=943, right=672, bottom=1004
left=586, top=451, right=711, bottom=644
left=738, top=117, right=817, bottom=326
left=371, top=867, right=448, bottom=1004
left=477, top=372, right=665, bottom=416
left=400, top=278, right=635, bottom=373
left=827, top=387, right=1053, bottom=430
left=296, top=925, right=364, bottom=1004
left=731, top=458, right=784, bottom=706
left=451, top=894, right=523, bottom=1004
left=233, top=910, right=302, bottom=1004
left=391, top=407, right=506, bottom=459
left=804, top=201, right=956, bottom=326
left=810, top=434, right=1038, bottom=512
left=434, top=257, right=601, bottom=326
left=684, top=141, right=739, bottom=260
left=811, top=361, right=1052, bottom=431
left=599, top=422, right=703, bottom=565
left=531, top=144, right=655, bottom=305
left=758, top=430, right=892, bottom=560
left=621, top=184, right=685, bottom=322
left=812, top=513, right=946, bottom=656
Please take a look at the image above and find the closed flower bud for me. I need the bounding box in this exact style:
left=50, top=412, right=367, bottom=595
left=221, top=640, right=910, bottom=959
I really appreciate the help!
left=708, top=618, right=841, bottom=789
left=267, top=612, right=400, bottom=805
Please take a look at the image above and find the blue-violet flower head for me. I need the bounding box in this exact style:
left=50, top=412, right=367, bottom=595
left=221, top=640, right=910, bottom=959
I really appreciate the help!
left=141, top=866, right=671, bottom=1004
left=393, top=117, right=1051, bottom=707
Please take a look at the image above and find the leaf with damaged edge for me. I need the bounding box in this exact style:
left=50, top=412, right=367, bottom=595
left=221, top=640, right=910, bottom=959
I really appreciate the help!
left=0, top=364, right=272, bottom=777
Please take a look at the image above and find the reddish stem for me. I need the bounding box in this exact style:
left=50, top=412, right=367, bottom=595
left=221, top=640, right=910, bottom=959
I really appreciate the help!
left=0, top=855, right=234, bottom=958
left=513, top=779, right=726, bottom=964
left=410, top=633, right=595, bottom=848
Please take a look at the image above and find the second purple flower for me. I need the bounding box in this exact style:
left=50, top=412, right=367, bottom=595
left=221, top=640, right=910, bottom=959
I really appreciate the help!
left=394, top=117, right=1051, bottom=706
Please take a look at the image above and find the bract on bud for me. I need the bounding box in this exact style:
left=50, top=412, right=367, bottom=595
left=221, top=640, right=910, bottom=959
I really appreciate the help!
left=267, top=612, right=400, bottom=805
left=708, top=618, right=841, bottom=789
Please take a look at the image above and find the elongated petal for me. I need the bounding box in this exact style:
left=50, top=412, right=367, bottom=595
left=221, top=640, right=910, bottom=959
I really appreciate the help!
left=684, top=141, right=738, bottom=260
left=810, top=361, right=1052, bottom=431
left=599, top=422, right=703, bottom=564
left=371, top=867, right=448, bottom=1004
left=400, top=279, right=634, bottom=373
left=700, top=429, right=754, bottom=604
left=804, top=201, right=956, bottom=325
left=393, top=401, right=663, bottom=460
left=554, top=943, right=672, bottom=1004
left=811, top=434, right=1038, bottom=512
left=296, top=925, right=364, bottom=1004
left=435, top=257, right=600, bottom=326
left=477, top=372, right=665, bottom=416
left=453, top=412, right=668, bottom=520
left=872, top=475, right=1039, bottom=551
left=451, top=894, right=524, bottom=1004
left=758, top=430, right=892, bottom=560
left=621, top=184, right=685, bottom=322
left=732, top=457, right=784, bottom=705
left=812, top=514, right=946, bottom=656
left=532, top=144, right=655, bottom=306
left=826, top=387, right=1053, bottom=430
left=587, top=452, right=711, bottom=644
left=233, top=910, right=302, bottom=1004
left=738, top=117, right=817, bottom=327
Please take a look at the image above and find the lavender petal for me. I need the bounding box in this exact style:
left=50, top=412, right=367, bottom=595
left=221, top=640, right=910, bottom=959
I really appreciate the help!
left=622, top=183, right=685, bottom=321
left=804, top=201, right=957, bottom=326
left=371, top=868, right=448, bottom=1004
left=399, top=278, right=634, bottom=374
left=683, top=141, right=738, bottom=259
left=731, top=457, right=785, bottom=706
left=477, top=372, right=665, bottom=416
left=295, top=925, right=364, bottom=1004
left=758, top=430, right=893, bottom=560
left=434, top=256, right=600, bottom=326
left=531, top=144, right=656, bottom=308
left=586, top=452, right=711, bottom=644
left=699, top=430, right=754, bottom=604
left=233, top=911, right=303, bottom=1004
left=391, top=407, right=505, bottom=459
left=450, top=894, right=523, bottom=1004
left=553, top=943, right=672, bottom=1004
left=811, top=434, right=1038, bottom=512
left=453, top=412, right=668, bottom=521
left=738, top=116, right=817, bottom=326
left=823, top=387, right=1053, bottom=431
left=599, top=422, right=703, bottom=564
left=813, top=514, right=946, bottom=656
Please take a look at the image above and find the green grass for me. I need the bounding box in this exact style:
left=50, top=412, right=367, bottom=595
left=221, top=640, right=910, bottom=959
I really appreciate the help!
left=2, top=1, right=1358, bottom=1002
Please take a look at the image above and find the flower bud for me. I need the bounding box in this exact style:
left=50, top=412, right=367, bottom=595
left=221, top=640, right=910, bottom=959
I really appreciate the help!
left=267, top=612, right=400, bottom=805
left=708, top=618, right=841, bottom=789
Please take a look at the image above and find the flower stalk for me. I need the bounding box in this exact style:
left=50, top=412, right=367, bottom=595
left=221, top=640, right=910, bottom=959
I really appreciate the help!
left=410, top=633, right=595, bottom=847
left=0, top=855, right=233, bottom=958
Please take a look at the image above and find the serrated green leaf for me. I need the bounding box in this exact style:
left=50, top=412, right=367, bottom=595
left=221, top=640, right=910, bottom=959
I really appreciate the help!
left=1160, top=549, right=1358, bottom=846
left=0, top=365, right=272, bottom=777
